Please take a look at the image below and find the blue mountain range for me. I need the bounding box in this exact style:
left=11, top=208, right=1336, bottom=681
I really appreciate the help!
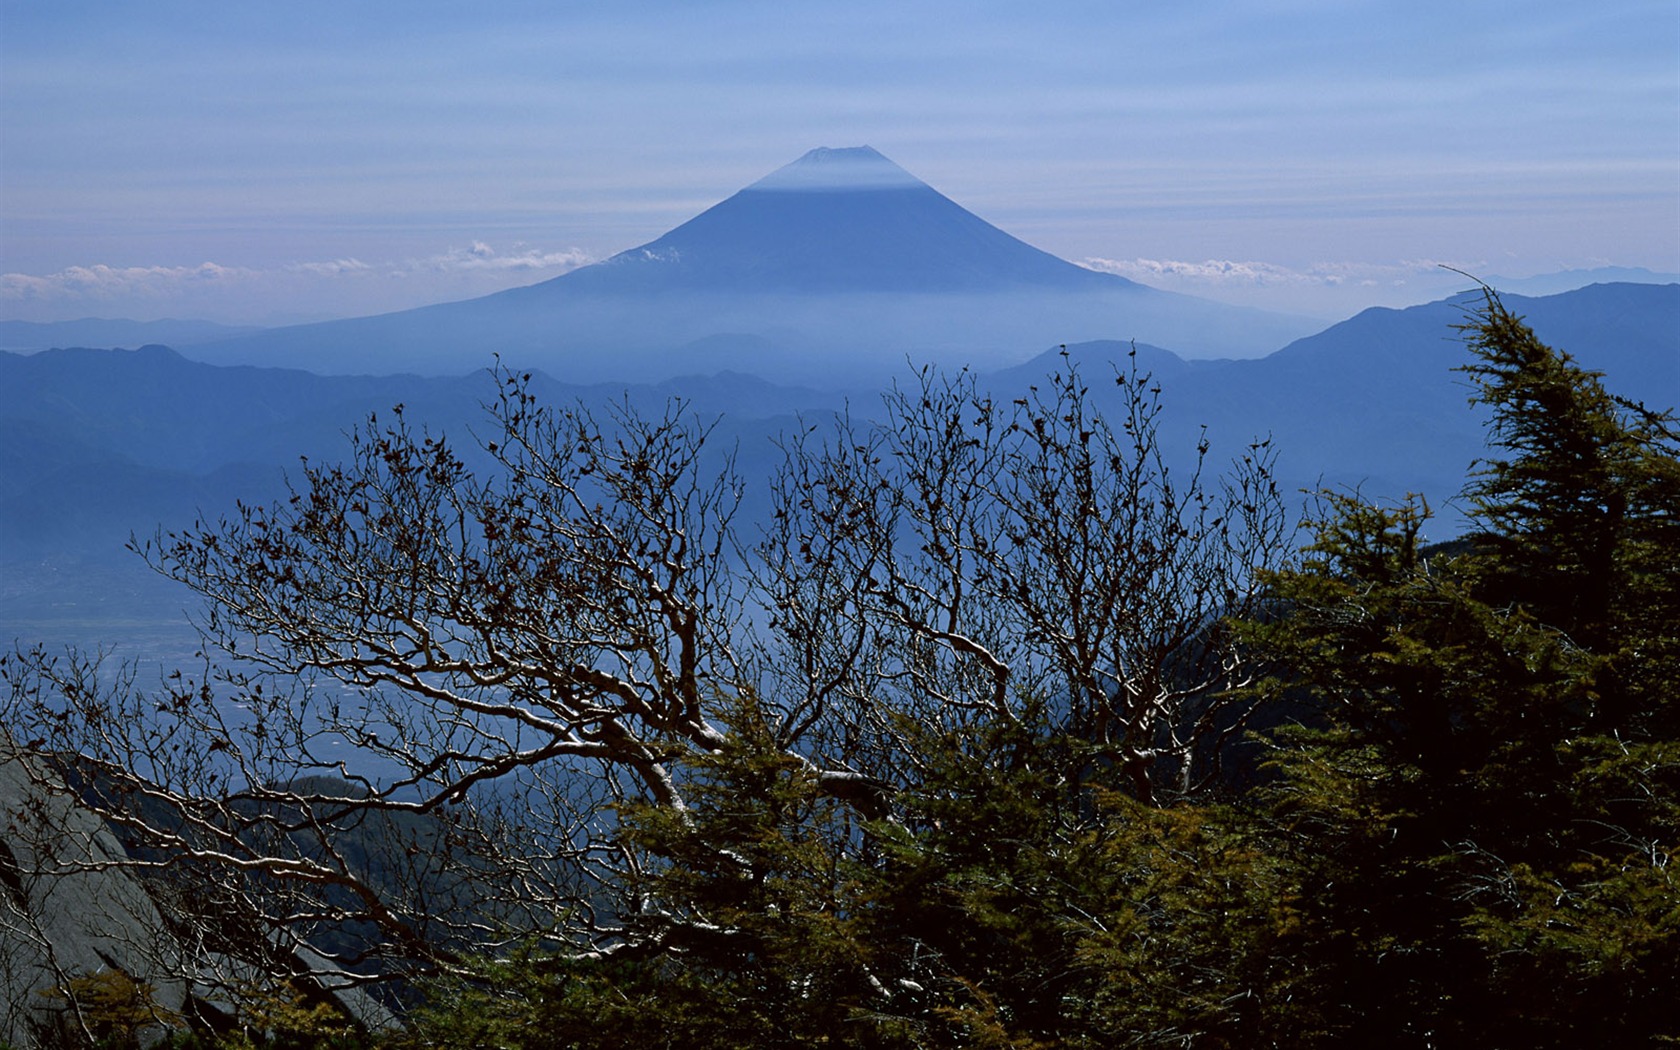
left=1, top=150, right=1675, bottom=645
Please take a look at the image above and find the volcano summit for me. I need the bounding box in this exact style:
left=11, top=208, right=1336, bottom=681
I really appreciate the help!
left=561, top=146, right=1128, bottom=294
left=188, top=148, right=1314, bottom=382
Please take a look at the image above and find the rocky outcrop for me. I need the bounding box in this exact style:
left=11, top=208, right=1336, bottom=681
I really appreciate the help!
left=0, top=739, right=392, bottom=1047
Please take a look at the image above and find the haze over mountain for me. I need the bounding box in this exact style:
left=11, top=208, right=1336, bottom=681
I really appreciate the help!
left=1481, top=266, right=1680, bottom=298
left=6, top=269, right=1673, bottom=358
left=182, top=148, right=1316, bottom=383
left=0, top=317, right=263, bottom=353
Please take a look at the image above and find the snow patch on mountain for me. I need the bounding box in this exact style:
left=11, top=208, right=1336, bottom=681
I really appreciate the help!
left=746, top=146, right=925, bottom=192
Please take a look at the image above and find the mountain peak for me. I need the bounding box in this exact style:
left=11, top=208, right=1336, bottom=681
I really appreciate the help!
left=545, top=145, right=1128, bottom=295
left=747, top=146, right=925, bottom=192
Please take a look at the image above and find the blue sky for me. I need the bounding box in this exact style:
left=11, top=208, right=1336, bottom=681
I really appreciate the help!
left=2, top=0, right=1675, bottom=324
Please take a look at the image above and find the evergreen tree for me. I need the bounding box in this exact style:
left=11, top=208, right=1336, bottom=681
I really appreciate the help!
left=1243, top=292, right=1680, bottom=1047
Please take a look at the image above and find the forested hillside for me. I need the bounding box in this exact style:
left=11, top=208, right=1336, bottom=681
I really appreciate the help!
left=0, top=293, right=1675, bottom=1048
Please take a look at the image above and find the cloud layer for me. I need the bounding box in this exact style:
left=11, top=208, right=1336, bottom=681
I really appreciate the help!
left=0, top=243, right=593, bottom=325
left=1079, top=256, right=1483, bottom=317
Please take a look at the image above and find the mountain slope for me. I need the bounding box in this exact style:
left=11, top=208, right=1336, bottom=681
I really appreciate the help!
left=554, top=146, right=1129, bottom=294
left=995, top=283, right=1679, bottom=530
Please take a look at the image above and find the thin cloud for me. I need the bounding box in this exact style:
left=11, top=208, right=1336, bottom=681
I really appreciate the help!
left=420, top=242, right=594, bottom=274
left=1080, top=257, right=1484, bottom=317
left=0, top=262, right=259, bottom=301
left=0, top=243, right=595, bottom=323
left=286, top=258, right=375, bottom=276
left=1081, top=256, right=1464, bottom=286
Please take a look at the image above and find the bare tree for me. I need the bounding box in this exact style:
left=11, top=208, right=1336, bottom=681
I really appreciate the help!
left=0, top=354, right=1289, bottom=995
left=760, top=350, right=1288, bottom=803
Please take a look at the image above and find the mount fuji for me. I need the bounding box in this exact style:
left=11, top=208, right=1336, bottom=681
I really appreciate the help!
left=187, top=147, right=1317, bottom=383
left=559, top=146, right=1126, bottom=294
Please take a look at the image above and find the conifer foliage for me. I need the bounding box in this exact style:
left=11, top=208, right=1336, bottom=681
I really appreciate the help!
left=1243, top=290, right=1679, bottom=1047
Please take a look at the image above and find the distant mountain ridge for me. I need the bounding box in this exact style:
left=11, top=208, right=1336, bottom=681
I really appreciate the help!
left=1485, top=268, right=1679, bottom=298
left=4, top=281, right=1674, bottom=676
left=1015, top=282, right=1678, bottom=521
left=5, top=282, right=1672, bottom=573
